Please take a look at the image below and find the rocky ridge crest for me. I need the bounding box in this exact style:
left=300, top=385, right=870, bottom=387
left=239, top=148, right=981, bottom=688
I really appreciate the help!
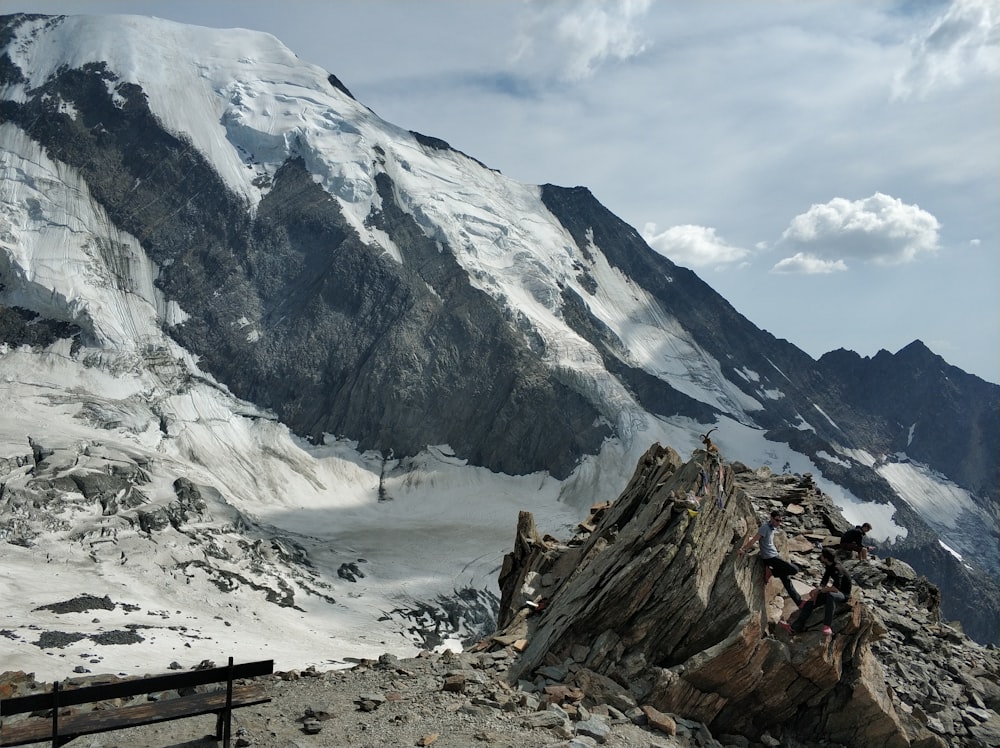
left=489, top=443, right=1000, bottom=747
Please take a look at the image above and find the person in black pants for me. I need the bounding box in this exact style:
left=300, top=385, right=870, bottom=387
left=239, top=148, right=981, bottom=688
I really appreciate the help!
left=783, top=548, right=852, bottom=635
left=837, top=522, right=873, bottom=560
left=738, top=509, right=802, bottom=606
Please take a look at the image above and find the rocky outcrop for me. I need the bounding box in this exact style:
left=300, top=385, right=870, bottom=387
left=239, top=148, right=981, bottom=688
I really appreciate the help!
left=493, top=443, right=1000, bottom=747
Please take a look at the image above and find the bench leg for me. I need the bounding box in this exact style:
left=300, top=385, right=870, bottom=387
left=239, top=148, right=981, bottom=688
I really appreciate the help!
left=214, top=709, right=232, bottom=748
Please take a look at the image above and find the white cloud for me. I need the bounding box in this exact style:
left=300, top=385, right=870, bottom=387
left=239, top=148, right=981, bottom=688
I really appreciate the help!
left=771, top=253, right=848, bottom=275
left=642, top=223, right=749, bottom=268
left=893, top=0, right=1000, bottom=99
left=515, top=0, right=652, bottom=80
left=775, top=192, right=940, bottom=270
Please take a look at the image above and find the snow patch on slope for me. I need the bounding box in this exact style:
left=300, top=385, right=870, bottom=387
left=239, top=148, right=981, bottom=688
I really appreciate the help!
left=878, top=458, right=978, bottom=527
left=878, top=457, right=998, bottom=573
left=837, top=447, right=878, bottom=468
left=0, top=338, right=589, bottom=681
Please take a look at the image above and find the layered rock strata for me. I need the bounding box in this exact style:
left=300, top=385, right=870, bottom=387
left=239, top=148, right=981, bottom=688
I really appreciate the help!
left=493, top=443, right=1000, bottom=747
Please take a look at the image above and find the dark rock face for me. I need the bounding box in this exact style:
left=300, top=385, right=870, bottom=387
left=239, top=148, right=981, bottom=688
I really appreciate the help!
left=0, top=305, right=81, bottom=349
left=33, top=594, right=115, bottom=615
left=495, top=443, right=1000, bottom=747
left=817, top=342, right=1000, bottom=518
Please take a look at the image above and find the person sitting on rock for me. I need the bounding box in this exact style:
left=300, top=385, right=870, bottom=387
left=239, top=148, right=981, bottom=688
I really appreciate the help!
left=782, top=547, right=852, bottom=636
left=836, top=522, right=873, bottom=560
left=738, top=509, right=802, bottom=606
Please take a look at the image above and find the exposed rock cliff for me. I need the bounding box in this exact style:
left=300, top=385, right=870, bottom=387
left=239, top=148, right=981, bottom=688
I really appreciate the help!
left=493, top=444, right=1000, bottom=747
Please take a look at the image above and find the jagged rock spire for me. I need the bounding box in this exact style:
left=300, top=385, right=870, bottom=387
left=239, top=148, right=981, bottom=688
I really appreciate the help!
left=495, top=443, right=949, bottom=747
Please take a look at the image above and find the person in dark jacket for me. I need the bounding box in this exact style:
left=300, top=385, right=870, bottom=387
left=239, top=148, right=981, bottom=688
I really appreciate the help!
left=782, top=548, right=852, bottom=636
left=837, top=522, right=872, bottom=560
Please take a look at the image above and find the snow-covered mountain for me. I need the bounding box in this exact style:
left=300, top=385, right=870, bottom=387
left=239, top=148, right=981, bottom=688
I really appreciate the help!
left=0, top=13, right=996, bottom=678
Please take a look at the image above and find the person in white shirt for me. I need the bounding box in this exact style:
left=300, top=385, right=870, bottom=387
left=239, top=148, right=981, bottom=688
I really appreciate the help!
left=738, top=509, right=802, bottom=606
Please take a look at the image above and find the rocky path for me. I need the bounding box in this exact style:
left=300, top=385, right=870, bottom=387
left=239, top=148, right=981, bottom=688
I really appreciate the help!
left=33, top=649, right=710, bottom=748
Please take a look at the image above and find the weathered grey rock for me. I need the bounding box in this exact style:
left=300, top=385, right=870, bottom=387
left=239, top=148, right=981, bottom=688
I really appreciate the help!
left=968, top=715, right=1000, bottom=746
left=301, top=705, right=330, bottom=720
left=965, top=705, right=993, bottom=723
left=538, top=663, right=571, bottom=681
left=574, top=716, right=610, bottom=742
left=568, top=669, right=637, bottom=713
left=975, top=674, right=1000, bottom=711
left=909, top=735, right=949, bottom=748
left=496, top=444, right=1000, bottom=748
left=626, top=706, right=647, bottom=725
left=717, top=734, right=749, bottom=748
left=550, top=737, right=599, bottom=748
left=546, top=703, right=571, bottom=721
left=519, top=691, right=541, bottom=711
left=521, top=710, right=567, bottom=729
left=604, top=704, right=629, bottom=723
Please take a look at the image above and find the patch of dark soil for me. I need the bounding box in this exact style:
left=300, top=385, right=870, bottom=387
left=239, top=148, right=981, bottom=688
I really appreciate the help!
left=33, top=594, right=116, bottom=615
left=90, top=629, right=145, bottom=646
left=34, top=631, right=87, bottom=649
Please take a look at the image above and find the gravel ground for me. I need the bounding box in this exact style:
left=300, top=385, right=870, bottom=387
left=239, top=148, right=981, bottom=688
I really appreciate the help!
left=19, top=650, right=697, bottom=748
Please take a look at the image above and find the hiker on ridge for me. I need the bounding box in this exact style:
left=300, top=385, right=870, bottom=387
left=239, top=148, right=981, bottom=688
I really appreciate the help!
left=738, top=509, right=802, bottom=606
left=837, top=522, right=873, bottom=560
left=781, top=547, right=852, bottom=636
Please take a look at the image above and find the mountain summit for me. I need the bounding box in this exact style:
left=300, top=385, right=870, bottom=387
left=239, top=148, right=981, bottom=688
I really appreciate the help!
left=0, top=10, right=997, bottom=678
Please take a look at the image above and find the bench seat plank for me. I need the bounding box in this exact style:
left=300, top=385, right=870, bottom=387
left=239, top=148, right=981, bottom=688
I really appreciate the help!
left=1, top=660, right=274, bottom=716
left=0, top=684, right=269, bottom=746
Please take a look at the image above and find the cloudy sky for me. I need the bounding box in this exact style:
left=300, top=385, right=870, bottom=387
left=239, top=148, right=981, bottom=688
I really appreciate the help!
left=9, top=0, right=999, bottom=383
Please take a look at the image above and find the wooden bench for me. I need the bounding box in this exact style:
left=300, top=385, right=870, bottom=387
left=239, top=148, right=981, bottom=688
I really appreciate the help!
left=0, top=657, right=272, bottom=748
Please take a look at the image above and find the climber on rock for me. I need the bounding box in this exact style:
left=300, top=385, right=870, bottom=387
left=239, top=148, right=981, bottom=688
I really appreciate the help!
left=781, top=547, right=852, bottom=636
left=738, top=509, right=802, bottom=606
left=835, top=522, right=873, bottom=560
